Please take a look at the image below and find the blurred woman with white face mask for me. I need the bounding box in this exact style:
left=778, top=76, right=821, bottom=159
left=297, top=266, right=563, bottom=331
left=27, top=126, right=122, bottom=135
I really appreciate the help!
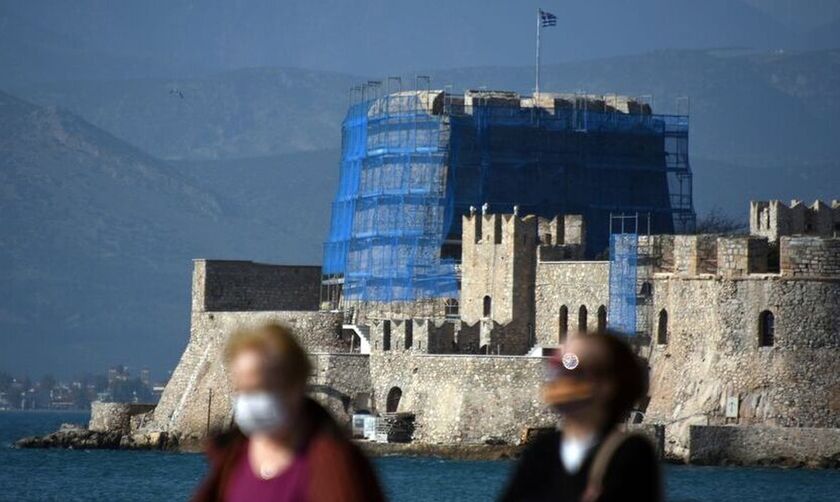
left=499, top=330, right=661, bottom=502
left=192, top=323, right=385, bottom=502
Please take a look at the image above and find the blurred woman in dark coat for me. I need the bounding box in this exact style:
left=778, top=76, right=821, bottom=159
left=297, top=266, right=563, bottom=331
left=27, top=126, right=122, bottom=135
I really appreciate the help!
left=192, top=323, right=385, bottom=502
left=500, top=330, right=662, bottom=502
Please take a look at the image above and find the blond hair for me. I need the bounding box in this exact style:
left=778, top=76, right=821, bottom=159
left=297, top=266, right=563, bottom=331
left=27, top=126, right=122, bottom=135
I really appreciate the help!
left=224, top=322, right=311, bottom=387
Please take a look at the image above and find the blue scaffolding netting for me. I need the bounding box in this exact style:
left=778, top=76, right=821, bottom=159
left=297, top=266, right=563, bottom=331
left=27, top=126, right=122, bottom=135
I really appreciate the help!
left=322, top=92, right=458, bottom=302
left=608, top=233, right=638, bottom=335
left=323, top=88, right=693, bottom=304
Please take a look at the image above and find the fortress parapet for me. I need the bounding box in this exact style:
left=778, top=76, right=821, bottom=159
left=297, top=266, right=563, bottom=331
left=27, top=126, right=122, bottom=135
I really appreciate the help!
left=750, top=199, right=840, bottom=242
left=368, top=318, right=480, bottom=354
left=673, top=235, right=720, bottom=276
left=716, top=237, right=770, bottom=277
left=780, top=236, right=840, bottom=278
left=537, top=215, right=586, bottom=261
left=193, top=259, right=320, bottom=312
left=660, top=234, right=839, bottom=279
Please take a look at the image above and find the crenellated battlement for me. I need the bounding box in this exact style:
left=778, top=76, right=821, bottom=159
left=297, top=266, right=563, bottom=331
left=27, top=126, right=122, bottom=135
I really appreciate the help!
left=750, top=199, right=840, bottom=242
left=780, top=236, right=840, bottom=278
left=536, top=214, right=586, bottom=260
left=368, top=318, right=480, bottom=354
left=462, top=212, right=538, bottom=246
left=654, top=234, right=839, bottom=279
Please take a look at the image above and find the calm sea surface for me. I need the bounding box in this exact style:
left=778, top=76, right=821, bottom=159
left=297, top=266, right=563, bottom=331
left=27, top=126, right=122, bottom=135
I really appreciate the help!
left=1, top=411, right=838, bottom=502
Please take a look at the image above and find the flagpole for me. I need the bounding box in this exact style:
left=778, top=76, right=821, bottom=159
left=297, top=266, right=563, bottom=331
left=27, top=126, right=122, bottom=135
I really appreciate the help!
left=535, top=8, right=541, bottom=101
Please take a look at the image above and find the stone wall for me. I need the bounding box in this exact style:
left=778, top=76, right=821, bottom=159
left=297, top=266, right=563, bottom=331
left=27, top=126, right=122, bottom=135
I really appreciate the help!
left=461, top=214, right=537, bottom=328
left=717, top=237, right=769, bottom=277
left=151, top=310, right=347, bottom=437
left=673, top=235, right=718, bottom=276
left=780, top=237, right=840, bottom=277
left=689, top=425, right=840, bottom=467
left=310, top=353, right=371, bottom=426
left=193, top=260, right=321, bottom=312
left=367, top=318, right=482, bottom=355
left=89, top=402, right=156, bottom=434
left=350, top=299, right=449, bottom=326
left=369, top=353, right=555, bottom=444
left=645, top=275, right=840, bottom=459
left=534, top=261, right=609, bottom=346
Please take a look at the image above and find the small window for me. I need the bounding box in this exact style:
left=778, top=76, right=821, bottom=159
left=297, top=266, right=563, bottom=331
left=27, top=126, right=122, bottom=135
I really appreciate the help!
left=483, top=295, right=492, bottom=317
left=640, top=282, right=653, bottom=296
left=558, top=306, right=569, bottom=342
left=597, top=306, right=607, bottom=333
left=383, top=320, right=392, bottom=351
left=657, top=309, right=668, bottom=345
left=445, top=298, right=459, bottom=319
left=404, top=321, right=413, bottom=349
left=578, top=305, right=588, bottom=332
left=759, top=310, right=775, bottom=347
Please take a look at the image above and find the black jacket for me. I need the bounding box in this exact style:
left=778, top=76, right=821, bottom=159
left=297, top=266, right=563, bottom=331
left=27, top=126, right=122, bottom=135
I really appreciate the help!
left=499, top=430, right=662, bottom=502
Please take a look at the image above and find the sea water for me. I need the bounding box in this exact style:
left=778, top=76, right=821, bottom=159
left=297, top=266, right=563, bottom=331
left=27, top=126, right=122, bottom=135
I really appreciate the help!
left=1, top=411, right=838, bottom=502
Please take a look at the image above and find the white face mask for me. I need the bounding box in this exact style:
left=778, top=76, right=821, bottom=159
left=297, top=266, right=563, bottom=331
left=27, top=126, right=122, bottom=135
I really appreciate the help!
left=233, top=392, right=288, bottom=436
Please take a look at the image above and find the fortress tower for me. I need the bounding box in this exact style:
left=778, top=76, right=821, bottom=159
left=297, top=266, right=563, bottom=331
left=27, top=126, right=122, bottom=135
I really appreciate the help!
left=321, top=87, right=694, bottom=312
left=460, top=212, right=537, bottom=354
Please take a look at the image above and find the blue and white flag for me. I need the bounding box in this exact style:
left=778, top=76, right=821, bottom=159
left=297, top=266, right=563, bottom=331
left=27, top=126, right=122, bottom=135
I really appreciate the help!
left=540, top=9, right=557, bottom=27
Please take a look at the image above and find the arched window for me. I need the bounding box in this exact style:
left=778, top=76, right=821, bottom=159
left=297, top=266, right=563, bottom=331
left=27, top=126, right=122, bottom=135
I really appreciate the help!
left=483, top=295, right=492, bottom=317
left=383, top=320, right=391, bottom=351
left=657, top=309, right=668, bottom=345
left=640, top=282, right=653, bottom=296
left=759, top=310, right=775, bottom=347
left=597, top=305, right=607, bottom=333
left=578, top=305, right=588, bottom=332
left=558, top=306, right=569, bottom=342
left=386, top=387, right=402, bottom=413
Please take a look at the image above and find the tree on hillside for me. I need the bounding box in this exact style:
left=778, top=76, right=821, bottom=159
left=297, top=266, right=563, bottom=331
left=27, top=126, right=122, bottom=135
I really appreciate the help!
left=695, top=208, right=747, bottom=235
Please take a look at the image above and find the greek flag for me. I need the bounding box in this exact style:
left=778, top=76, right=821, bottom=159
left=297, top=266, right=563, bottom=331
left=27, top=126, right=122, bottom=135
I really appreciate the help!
left=540, top=10, right=557, bottom=27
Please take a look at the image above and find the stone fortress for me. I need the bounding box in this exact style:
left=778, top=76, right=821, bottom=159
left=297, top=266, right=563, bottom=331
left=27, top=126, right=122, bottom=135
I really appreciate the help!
left=130, top=198, right=840, bottom=465
left=85, top=87, right=840, bottom=466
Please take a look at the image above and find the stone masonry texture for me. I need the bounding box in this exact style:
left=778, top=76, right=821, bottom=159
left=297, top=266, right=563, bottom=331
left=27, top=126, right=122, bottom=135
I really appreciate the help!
left=145, top=201, right=839, bottom=465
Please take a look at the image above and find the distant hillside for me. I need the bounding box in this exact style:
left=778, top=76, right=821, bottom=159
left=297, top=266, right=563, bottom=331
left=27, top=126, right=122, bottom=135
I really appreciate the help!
left=12, top=67, right=358, bottom=160
left=0, top=91, right=338, bottom=377
left=15, top=49, right=840, bottom=216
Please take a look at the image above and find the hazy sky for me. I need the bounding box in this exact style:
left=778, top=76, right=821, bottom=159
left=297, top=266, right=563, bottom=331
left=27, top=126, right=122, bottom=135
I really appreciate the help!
left=3, top=0, right=839, bottom=81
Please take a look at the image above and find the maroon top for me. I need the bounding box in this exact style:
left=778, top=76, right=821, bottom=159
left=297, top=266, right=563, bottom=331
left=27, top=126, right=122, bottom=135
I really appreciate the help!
left=192, top=398, right=385, bottom=502
left=224, top=442, right=309, bottom=502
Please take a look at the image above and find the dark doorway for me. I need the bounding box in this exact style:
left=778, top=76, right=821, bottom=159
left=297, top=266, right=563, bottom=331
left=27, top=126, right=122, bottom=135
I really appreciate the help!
left=386, top=387, right=402, bottom=413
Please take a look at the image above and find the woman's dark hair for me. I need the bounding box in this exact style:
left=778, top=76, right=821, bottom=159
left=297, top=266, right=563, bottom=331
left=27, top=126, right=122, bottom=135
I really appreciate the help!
left=588, top=329, right=649, bottom=424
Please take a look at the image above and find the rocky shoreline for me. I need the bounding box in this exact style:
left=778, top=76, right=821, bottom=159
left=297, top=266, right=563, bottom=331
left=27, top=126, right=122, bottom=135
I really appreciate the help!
left=15, top=424, right=840, bottom=469
left=15, top=423, right=178, bottom=451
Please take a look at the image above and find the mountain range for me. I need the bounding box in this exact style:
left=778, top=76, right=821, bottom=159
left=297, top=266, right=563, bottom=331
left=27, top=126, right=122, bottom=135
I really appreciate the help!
left=2, top=47, right=839, bottom=376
